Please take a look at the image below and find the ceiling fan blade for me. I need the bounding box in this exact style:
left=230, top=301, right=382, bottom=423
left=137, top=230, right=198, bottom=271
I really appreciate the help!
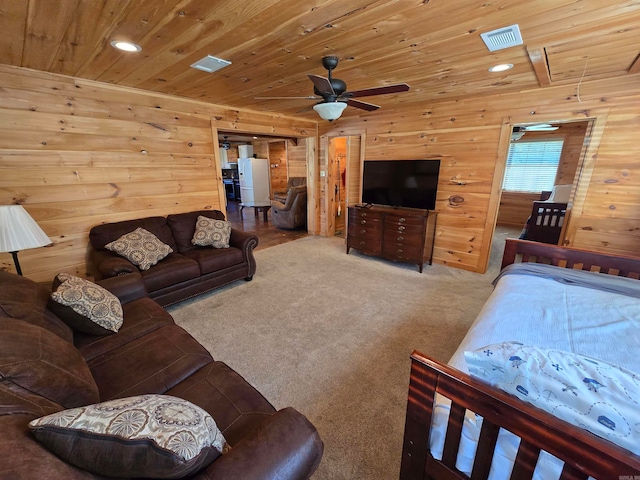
left=308, top=74, right=334, bottom=95
left=346, top=98, right=380, bottom=111
left=254, top=96, right=320, bottom=100
left=347, top=83, right=410, bottom=98
left=295, top=104, right=316, bottom=114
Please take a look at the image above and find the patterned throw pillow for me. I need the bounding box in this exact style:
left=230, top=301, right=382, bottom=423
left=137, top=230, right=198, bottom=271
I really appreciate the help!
left=191, top=216, right=232, bottom=249
left=29, top=394, right=229, bottom=478
left=465, top=341, right=640, bottom=455
left=49, top=273, right=123, bottom=335
left=105, top=227, right=173, bottom=270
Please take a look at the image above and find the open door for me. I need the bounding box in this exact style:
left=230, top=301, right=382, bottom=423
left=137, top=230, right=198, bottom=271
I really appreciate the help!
left=326, top=135, right=362, bottom=238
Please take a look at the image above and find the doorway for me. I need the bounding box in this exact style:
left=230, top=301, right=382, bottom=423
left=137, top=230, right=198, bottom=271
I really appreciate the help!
left=326, top=135, right=363, bottom=238
left=491, top=119, right=593, bottom=266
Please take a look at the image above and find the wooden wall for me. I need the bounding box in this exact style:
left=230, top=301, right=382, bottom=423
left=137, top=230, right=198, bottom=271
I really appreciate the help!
left=287, top=140, right=308, bottom=178
left=321, top=74, right=640, bottom=272
left=268, top=141, right=287, bottom=197
left=0, top=65, right=315, bottom=281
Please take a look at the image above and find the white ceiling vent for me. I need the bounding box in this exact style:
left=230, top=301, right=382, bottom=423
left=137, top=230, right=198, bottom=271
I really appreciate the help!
left=480, top=24, right=523, bottom=52
left=190, top=55, right=231, bottom=73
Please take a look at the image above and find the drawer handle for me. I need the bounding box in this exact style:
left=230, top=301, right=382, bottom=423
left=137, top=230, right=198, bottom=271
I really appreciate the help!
left=360, top=229, right=367, bottom=234
left=361, top=212, right=367, bottom=217
left=398, top=226, right=405, bottom=231
left=399, top=217, right=406, bottom=223
left=360, top=241, right=366, bottom=246
left=397, top=248, right=404, bottom=254
left=397, top=236, right=404, bottom=241
left=361, top=220, right=367, bottom=224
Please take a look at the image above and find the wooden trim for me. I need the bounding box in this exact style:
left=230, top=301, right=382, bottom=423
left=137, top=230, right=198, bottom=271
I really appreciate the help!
left=306, top=136, right=319, bottom=235
left=209, top=124, right=227, bottom=218
left=526, top=46, right=552, bottom=86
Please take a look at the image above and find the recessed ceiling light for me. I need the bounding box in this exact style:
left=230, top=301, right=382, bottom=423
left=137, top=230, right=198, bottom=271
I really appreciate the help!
left=488, top=63, right=513, bottom=72
left=110, top=41, right=142, bottom=53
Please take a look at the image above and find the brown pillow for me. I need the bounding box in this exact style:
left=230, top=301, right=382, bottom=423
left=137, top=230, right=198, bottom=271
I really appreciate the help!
left=105, top=227, right=173, bottom=270
left=48, top=273, right=123, bottom=336
left=0, top=319, right=99, bottom=408
left=29, top=394, right=228, bottom=479
left=191, top=216, right=232, bottom=249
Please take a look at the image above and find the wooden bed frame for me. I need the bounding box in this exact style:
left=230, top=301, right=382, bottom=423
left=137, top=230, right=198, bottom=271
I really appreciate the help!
left=400, top=239, right=640, bottom=480
left=521, top=202, right=567, bottom=245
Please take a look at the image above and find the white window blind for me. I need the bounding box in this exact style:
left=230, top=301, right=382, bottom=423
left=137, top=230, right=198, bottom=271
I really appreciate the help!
left=503, top=139, right=564, bottom=192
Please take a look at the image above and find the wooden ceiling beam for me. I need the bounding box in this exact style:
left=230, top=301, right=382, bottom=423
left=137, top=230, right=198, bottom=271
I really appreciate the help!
left=527, top=46, right=552, bottom=87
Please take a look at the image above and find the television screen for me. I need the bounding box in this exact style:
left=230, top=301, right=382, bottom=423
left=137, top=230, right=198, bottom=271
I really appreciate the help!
left=361, top=159, right=440, bottom=210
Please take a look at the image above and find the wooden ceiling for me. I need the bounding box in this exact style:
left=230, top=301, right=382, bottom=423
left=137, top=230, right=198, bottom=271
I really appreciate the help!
left=2, top=0, right=640, bottom=120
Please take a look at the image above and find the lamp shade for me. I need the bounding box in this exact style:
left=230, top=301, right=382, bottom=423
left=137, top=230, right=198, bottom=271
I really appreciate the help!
left=0, top=205, right=52, bottom=253
left=313, top=102, right=348, bottom=121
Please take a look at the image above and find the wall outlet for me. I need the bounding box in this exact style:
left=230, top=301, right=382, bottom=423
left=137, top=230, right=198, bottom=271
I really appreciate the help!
left=320, top=170, right=326, bottom=177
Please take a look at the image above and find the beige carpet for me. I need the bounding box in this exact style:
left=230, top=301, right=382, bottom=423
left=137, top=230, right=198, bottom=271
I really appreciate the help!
left=169, top=226, right=520, bottom=479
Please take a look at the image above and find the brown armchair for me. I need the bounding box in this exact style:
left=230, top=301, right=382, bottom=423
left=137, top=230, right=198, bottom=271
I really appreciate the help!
left=272, top=185, right=307, bottom=229
left=274, top=177, right=306, bottom=203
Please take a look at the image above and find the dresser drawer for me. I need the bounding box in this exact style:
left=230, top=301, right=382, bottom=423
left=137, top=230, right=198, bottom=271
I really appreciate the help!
left=350, top=225, right=382, bottom=240
left=383, top=231, right=424, bottom=248
left=386, top=213, right=425, bottom=227
left=382, top=243, right=422, bottom=262
left=351, top=217, right=383, bottom=229
left=384, top=222, right=424, bottom=236
left=349, top=209, right=383, bottom=222
left=349, top=235, right=382, bottom=255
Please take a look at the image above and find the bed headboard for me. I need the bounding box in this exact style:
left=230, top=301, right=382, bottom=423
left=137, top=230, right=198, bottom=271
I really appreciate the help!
left=501, top=239, right=640, bottom=278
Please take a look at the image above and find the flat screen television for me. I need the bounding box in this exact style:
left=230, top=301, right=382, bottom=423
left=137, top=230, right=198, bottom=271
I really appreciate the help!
left=361, top=159, right=440, bottom=210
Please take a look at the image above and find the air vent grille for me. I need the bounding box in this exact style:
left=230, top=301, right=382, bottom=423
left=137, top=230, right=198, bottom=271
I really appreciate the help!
left=480, top=24, right=523, bottom=52
left=190, top=55, right=231, bottom=73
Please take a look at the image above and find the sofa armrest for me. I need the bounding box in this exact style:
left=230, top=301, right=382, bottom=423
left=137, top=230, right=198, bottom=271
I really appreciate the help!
left=194, top=407, right=323, bottom=480
left=229, top=229, right=258, bottom=279
left=96, top=273, right=148, bottom=304
left=90, top=249, right=137, bottom=278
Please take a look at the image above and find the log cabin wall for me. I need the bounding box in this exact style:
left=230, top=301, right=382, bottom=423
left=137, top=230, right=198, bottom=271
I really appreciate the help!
left=287, top=140, right=308, bottom=178
left=0, top=65, right=316, bottom=282
left=497, top=123, right=588, bottom=228
left=268, top=141, right=288, bottom=198
left=321, top=75, right=640, bottom=272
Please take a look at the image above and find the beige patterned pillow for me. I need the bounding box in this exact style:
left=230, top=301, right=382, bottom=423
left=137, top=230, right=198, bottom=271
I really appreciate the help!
left=105, top=227, right=173, bottom=270
left=191, top=216, right=232, bottom=249
left=29, top=394, right=228, bottom=478
left=49, top=273, right=123, bottom=335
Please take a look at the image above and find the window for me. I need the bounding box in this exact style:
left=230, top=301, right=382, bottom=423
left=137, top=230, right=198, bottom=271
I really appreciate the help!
left=503, top=139, right=564, bottom=192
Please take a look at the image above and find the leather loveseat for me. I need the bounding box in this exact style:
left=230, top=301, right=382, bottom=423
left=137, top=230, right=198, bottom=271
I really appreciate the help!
left=89, top=210, right=257, bottom=307
left=0, top=270, right=323, bottom=479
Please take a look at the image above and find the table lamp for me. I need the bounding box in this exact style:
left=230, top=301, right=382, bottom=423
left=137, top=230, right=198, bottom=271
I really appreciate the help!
left=0, top=205, right=52, bottom=275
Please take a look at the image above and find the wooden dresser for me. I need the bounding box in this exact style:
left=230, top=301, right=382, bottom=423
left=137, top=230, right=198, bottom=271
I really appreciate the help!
left=346, top=205, right=437, bottom=272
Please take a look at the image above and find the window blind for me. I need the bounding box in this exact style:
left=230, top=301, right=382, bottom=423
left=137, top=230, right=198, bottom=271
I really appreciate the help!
left=503, top=139, right=564, bottom=193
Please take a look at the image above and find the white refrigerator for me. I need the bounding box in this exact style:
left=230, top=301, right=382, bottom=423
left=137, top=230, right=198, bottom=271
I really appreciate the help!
left=238, top=157, right=270, bottom=203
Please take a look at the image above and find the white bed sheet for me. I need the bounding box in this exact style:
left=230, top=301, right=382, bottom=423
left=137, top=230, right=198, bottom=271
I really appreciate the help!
left=429, top=272, right=640, bottom=480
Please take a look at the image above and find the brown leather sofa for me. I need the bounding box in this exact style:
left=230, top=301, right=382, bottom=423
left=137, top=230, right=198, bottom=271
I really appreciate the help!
left=0, top=270, right=323, bottom=479
left=89, top=210, right=257, bottom=307
left=272, top=185, right=307, bottom=230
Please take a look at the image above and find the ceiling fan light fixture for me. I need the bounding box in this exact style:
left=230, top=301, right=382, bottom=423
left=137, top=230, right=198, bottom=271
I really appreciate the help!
left=313, top=102, right=347, bottom=121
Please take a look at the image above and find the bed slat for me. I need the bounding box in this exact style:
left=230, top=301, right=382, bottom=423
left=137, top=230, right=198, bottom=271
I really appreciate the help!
left=442, top=402, right=466, bottom=468
left=558, top=463, right=589, bottom=480
left=509, top=440, right=539, bottom=480
left=470, top=421, right=500, bottom=480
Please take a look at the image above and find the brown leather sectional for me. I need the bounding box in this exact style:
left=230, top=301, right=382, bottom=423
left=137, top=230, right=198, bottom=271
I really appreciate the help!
left=0, top=270, right=323, bottom=479
left=89, top=210, right=258, bottom=307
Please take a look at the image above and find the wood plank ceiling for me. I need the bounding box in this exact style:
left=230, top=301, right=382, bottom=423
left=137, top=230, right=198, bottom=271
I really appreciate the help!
left=1, top=0, right=639, bottom=120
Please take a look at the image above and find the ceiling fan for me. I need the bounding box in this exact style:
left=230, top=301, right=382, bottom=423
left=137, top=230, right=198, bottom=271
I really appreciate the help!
left=511, top=123, right=560, bottom=141
left=255, top=56, right=410, bottom=121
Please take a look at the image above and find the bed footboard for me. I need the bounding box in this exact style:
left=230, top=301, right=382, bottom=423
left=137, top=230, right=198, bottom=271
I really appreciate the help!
left=400, top=351, right=640, bottom=480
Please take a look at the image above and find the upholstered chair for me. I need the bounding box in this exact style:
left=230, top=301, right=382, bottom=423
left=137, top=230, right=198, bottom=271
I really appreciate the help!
left=273, top=177, right=306, bottom=204
left=271, top=185, right=307, bottom=230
